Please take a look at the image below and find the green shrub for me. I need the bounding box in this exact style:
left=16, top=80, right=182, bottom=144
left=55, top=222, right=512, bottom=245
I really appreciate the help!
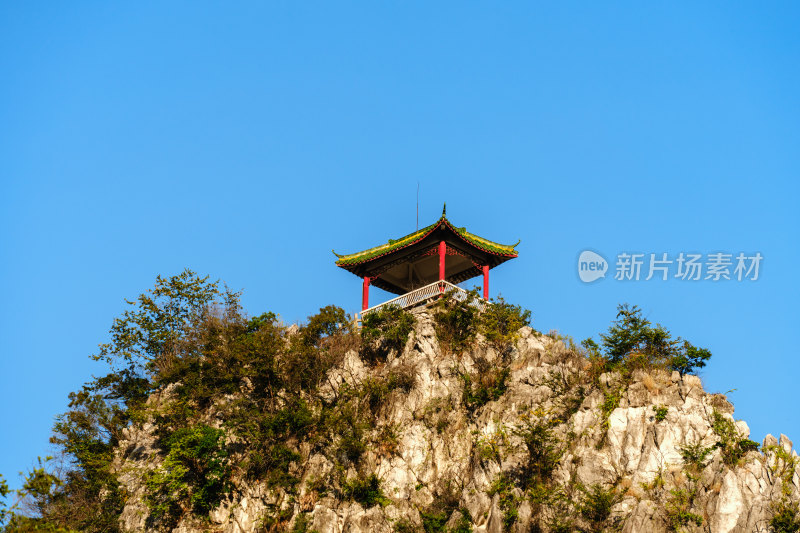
left=679, top=441, right=714, bottom=470
left=488, top=474, right=519, bottom=530
left=479, top=296, right=531, bottom=349
left=17, top=271, right=399, bottom=531
left=0, top=474, right=10, bottom=526
left=711, top=410, right=760, bottom=467
left=303, top=305, right=351, bottom=346
left=432, top=290, right=480, bottom=354
left=417, top=507, right=472, bottom=533
left=653, top=405, right=669, bottom=422
left=420, top=508, right=450, bottom=532
left=417, top=486, right=468, bottom=532
left=421, top=397, right=451, bottom=434
left=600, top=304, right=667, bottom=365
left=599, top=389, right=622, bottom=431
left=360, top=377, right=391, bottom=414
left=475, top=425, right=509, bottom=464
left=770, top=498, right=800, bottom=533
left=259, top=505, right=294, bottom=531
left=543, top=369, right=587, bottom=419
left=581, top=338, right=602, bottom=358
left=669, top=341, right=712, bottom=376
left=291, top=512, right=319, bottom=533
left=449, top=510, right=473, bottom=533
left=461, top=367, right=510, bottom=412
left=548, top=518, right=576, bottom=533
left=546, top=502, right=577, bottom=533
left=336, top=418, right=367, bottom=463
left=578, top=483, right=621, bottom=532
left=226, top=397, right=313, bottom=487
left=387, top=365, right=416, bottom=393
left=145, top=425, right=230, bottom=528
left=361, top=304, right=416, bottom=362
left=342, top=474, right=389, bottom=508
left=515, top=411, right=562, bottom=486
left=765, top=443, right=800, bottom=485
left=394, top=519, right=418, bottom=532
left=285, top=306, right=354, bottom=392
left=664, top=487, right=703, bottom=531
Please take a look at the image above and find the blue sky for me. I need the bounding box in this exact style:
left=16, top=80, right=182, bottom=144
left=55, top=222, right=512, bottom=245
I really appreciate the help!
left=2, top=3, right=799, bottom=490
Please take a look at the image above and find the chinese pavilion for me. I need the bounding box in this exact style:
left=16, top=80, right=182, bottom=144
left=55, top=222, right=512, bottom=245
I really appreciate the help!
left=334, top=205, right=519, bottom=314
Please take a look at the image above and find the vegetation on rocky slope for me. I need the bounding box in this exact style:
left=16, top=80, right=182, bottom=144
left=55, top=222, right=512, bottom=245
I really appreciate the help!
left=1, top=271, right=798, bottom=533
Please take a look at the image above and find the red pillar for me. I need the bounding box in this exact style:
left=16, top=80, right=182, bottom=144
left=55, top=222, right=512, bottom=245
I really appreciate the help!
left=362, top=276, right=370, bottom=311
left=438, top=241, right=446, bottom=292
left=483, top=264, right=489, bottom=300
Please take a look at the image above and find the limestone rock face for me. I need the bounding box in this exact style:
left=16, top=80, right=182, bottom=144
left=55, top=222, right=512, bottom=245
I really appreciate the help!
left=114, top=311, right=800, bottom=532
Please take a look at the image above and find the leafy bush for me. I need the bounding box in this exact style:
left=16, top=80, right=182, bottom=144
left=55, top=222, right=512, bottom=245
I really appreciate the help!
left=421, top=397, right=451, bottom=434
left=578, top=483, right=622, bottom=532
left=291, top=512, right=319, bottom=533
left=711, top=410, right=760, bottom=467
left=679, top=441, right=714, bottom=470
left=420, top=508, right=450, bottom=532
left=360, top=377, right=392, bottom=414
left=449, top=510, right=473, bottom=533
left=670, top=342, right=712, bottom=376
left=285, top=305, right=354, bottom=392
left=599, top=389, right=622, bottom=431
left=145, top=425, right=230, bottom=528
left=770, top=498, right=800, bottom=533
left=419, top=506, right=472, bottom=533
left=653, top=405, right=669, bottom=422
left=303, top=305, right=351, bottom=345
left=479, top=295, right=531, bottom=349
left=0, top=474, right=10, bottom=527
left=332, top=408, right=368, bottom=464
left=543, top=369, right=587, bottom=420
left=0, top=457, right=111, bottom=532
left=664, top=487, right=703, bottom=531
left=515, top=411, right=562, bottom=485
left=765, top=443, right=800, bottom=489
left=342, top=474, right=389, bottom=508
left=476, top=425, right=509, bottom=464
left=432, top=290, right=480, bottom=354
left=394, top=519, right=418, bottom=532
left=432, top=289, right=532, bottom=355
left=361, top=304, right=416, bottom=362
left=387, top=365, right=416, bottom=393
left=461, top=366, right=510, bottom=412
left=581, top=337, right=602, bottom=358
left=488, top=474, right=519, bottom=530
left=225, top=397, right=313, bottom=487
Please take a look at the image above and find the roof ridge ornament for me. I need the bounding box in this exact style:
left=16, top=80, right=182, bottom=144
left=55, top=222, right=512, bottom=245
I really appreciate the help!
left=442, top=203, right=446, bottom=217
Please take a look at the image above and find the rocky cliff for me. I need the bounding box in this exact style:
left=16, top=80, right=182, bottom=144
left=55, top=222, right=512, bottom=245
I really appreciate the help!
left=113, top=310, right=800, bottom=533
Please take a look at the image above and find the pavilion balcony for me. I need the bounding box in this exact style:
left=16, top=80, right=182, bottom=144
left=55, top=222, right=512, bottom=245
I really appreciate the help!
left=356, top=280, right=486, bottom=323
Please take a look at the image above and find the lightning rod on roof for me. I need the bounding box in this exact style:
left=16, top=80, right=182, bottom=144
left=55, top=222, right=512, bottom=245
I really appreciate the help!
left=416, top=182, right=419, bottom=230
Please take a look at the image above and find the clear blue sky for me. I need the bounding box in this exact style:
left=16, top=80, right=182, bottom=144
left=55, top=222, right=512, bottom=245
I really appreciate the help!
left=2, top=3, right=799, bottom=490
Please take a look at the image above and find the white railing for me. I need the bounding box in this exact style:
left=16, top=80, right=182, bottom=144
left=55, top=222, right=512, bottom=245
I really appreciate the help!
left=358, top=280, right=486, bottom=321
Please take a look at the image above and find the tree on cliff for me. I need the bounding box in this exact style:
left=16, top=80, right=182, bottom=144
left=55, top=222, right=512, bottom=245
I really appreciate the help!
left=593, top=303, right=711, bottom=376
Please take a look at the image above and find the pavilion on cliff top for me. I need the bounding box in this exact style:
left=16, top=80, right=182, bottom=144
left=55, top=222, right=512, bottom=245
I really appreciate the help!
left=334, top=205, right=519, bottom=315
